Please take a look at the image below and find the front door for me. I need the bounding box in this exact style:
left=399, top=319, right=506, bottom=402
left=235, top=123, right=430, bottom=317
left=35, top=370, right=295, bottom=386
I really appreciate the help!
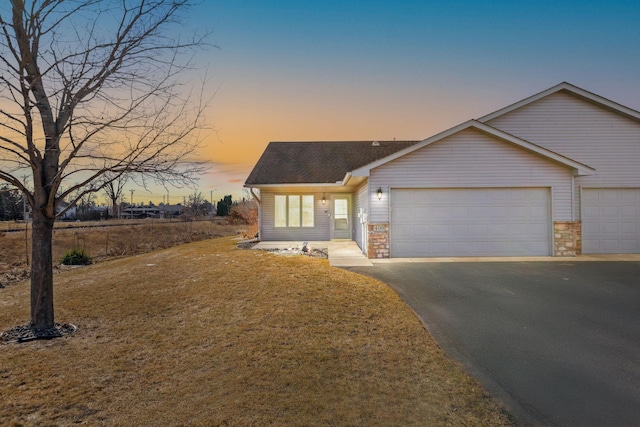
left=331, top=195, right=351, bottom=240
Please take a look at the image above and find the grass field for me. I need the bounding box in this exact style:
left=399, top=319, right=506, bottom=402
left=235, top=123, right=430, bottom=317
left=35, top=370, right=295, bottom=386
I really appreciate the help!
left=0, top=219, right=240, bottom=286
left=0, top=236, right=514, bottom=426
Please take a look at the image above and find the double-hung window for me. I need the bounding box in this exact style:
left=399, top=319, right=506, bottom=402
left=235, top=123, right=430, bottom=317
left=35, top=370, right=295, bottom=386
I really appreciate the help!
left=275, top=195, right=314, bottom=227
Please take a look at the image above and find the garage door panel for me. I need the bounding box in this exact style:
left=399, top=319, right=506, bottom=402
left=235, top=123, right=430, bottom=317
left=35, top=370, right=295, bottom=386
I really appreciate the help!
left=488, top=191, right=507, bottom=203
left=583, top=206, right=599, bottom=219
left=468, top=224, right=489, bottom=236
left=601, top=206, right=618, bottom=218
left=490, top=206, right=509, bottom=219
left=583, top=189, right=640, bottom=254
left=509, top=206, right=528, bottom=217
left=468, top=206, right=489, bottom=217
left=530, top=206, right=548, bottom=216
left=620, top=206, right=638, bottom=218
left=530, top=222, right=550, bottom=235
left=391, top=188, right=551, bottom=257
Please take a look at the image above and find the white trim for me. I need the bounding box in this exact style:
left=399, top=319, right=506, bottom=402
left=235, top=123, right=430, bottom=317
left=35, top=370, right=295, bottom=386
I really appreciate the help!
left=571, top=175, right=575, bottom=221
left=341, top=172, right=352, bottom=186
left=245, top=183, right=340, bottom=188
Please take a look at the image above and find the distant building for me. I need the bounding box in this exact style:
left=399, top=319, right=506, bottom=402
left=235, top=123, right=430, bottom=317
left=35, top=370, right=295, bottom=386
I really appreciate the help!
left=121, top=204, right=183, bottom=219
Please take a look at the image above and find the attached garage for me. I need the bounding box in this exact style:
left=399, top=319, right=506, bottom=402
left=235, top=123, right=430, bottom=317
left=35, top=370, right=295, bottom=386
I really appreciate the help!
left=582, top=189, right=640, bottom=254
left=391, top=188, right=551, bottom=257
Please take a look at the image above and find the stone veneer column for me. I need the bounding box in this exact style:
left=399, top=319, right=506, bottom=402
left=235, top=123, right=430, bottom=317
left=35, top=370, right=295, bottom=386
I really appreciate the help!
left=367, top=223, right=390, bottom=259
left=554, top=221, right=582, bottom=256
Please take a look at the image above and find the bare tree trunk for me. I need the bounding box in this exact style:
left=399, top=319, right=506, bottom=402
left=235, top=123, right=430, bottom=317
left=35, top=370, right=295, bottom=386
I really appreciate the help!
left=30, top=209, right=55, bottom=330
left=112, top=197, right=119, bottom=219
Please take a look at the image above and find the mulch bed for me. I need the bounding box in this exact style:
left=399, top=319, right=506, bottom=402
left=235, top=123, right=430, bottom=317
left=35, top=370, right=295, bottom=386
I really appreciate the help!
left=237, top=240, right=328, bottom=258
left=1, top=323, right=77, bottom=344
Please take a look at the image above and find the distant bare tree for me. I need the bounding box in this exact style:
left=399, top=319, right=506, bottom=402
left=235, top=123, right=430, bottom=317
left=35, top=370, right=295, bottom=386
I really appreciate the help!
left=103, top=174, right=128, bottom=219
left=183, top=190, right=207, bottom=219
left=0, top=1, right=209, bottom=335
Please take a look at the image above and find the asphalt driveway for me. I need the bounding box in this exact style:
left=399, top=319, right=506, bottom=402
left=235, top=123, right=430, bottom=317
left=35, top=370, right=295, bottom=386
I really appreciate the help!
left=349, top=261, right=640, bottom=427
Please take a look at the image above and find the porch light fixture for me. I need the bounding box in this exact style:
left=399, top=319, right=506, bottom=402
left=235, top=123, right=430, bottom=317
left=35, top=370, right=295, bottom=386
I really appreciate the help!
left=322, top=194, right=326, bottom=205
left=377, top=188, right=383, bottom=200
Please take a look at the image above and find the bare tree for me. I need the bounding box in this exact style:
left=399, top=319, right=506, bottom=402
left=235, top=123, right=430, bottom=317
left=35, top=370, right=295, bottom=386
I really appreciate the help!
left=103, top=173, right=128, bottom=219
left=0, top=1, right=208, bottom=335
left=183, top=190, right=207, bottom=219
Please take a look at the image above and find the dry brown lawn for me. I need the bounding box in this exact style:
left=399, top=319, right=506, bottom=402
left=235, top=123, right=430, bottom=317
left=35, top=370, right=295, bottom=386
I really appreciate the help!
left=0, top=237, right=514, bottom=426
left=0, top=219, right=240, bottom=285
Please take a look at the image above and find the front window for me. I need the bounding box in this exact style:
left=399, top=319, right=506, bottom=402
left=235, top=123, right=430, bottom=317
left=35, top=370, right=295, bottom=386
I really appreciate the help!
left=275, top=195, right=314, bottom=227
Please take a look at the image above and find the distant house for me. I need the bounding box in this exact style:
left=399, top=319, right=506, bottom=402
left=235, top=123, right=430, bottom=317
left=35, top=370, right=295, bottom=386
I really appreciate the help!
left=245, top=82, right=640, bottom=258
left=121, top=204, right=183, bottom=219
left=57, top=202, right=77, bottom=220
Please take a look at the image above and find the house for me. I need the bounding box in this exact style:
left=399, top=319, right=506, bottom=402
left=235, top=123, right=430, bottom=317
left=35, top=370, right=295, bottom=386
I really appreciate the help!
left=245, top=82, right=640, bottom=258
left=57, top=201, right=77, bottom=221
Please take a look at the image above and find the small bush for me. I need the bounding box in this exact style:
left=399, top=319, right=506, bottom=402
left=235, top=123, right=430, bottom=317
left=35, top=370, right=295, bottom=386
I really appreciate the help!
left=61, top=248, right=93, bottom=265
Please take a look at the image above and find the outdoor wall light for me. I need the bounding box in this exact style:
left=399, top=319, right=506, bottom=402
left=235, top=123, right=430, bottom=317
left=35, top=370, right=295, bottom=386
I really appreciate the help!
left=377, top=188, right=383, bottom=200
left=322, top=194, right=326, bottom=205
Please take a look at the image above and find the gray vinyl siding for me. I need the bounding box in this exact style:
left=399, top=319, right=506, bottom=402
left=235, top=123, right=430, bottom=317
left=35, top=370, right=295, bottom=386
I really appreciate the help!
left=260, top=192, right=331, bottom=241
left=354, top=182, right=369, bottom=251
left=369, top=128, right=574, bottom=223
left=486, top=91, right=640, bottom=219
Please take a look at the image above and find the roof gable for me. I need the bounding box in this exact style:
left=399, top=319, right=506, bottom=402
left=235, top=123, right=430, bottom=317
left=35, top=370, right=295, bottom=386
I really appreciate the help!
left=351, top=120, right=594, bottom=177
left=478, top=82, right=640, bottom=123
left=245, top=140, right=418, bottom=186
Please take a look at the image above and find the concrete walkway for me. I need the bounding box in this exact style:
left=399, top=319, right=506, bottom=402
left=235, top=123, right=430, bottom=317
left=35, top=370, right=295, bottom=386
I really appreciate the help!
left=252, top=240, right=640, bottom=266
left=252, top=240, right=372, bottom=267
left=327, top=241, right=373, bottom=267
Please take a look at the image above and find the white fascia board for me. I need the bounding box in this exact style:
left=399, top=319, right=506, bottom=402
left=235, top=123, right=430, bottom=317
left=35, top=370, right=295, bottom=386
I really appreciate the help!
left=475, top=121, right=595, bottom=175
left=340, top=172, right=352, bottom=186
left=478, top=82, right=640, bottom=123
left=350, top=120, right=479, bottom=177
left=244, top=183, right=341, bottom=189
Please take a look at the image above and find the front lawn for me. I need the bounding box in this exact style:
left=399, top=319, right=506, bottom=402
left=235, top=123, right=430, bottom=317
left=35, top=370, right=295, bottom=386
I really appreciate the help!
left=0, top=237, right=513, bottom=426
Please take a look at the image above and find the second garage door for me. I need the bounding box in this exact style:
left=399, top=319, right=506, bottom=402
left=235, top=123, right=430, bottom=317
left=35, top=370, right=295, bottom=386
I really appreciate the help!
left=582, top=188, right=640, bottom=254
left=391, top=188, right=551, bottom=257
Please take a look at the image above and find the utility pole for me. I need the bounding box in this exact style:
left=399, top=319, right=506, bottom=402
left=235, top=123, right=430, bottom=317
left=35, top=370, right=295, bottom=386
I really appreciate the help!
left=130, top=189, right=135, bottom=219
left=167, top=190, right=171, bottom=221
left=21, top=175, right=28, bottom=222
left=22, top=175, right=29, bottom=266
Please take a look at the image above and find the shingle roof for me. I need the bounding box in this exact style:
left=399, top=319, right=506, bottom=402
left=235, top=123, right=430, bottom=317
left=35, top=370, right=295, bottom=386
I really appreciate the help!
left=245, top=140, right=419, bottom=185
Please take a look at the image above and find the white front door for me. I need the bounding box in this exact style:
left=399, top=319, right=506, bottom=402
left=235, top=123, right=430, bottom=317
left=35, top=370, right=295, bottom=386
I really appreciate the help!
left=331, top=195, right=351, bottom=240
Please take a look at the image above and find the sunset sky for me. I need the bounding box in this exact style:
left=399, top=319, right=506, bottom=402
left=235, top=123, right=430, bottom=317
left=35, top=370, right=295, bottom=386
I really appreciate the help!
left=167, top=0, right=640, bottom=204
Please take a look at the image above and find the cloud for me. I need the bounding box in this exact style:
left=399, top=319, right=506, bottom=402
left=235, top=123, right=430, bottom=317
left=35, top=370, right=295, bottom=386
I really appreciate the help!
left=202, top=160, right=252, bottom=178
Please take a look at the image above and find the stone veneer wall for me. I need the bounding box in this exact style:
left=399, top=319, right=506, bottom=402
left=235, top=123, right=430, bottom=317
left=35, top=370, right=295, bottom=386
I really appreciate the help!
left=554, top=221, right=582, bottom=256
left=367, top=221, right=581, bottom=258
left=367, top=223, right=390, bottom=259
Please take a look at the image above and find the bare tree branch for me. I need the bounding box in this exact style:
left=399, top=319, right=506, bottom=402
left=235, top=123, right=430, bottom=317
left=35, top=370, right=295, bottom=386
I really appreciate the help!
left=0, top=0, right=212, bottom=331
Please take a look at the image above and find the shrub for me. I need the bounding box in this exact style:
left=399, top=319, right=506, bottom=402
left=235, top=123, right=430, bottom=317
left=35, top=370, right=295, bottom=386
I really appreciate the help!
left=60, top=248, right=93, bottom=265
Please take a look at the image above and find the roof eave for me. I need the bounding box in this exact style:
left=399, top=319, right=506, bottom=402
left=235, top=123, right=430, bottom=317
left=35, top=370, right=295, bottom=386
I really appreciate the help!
left=244, top=182, right=340, bottom=188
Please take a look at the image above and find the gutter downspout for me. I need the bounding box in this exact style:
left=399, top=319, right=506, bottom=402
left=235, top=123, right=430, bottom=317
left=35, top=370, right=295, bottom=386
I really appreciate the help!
left=249, top=188, right=261, bottom=240
left=249, top=187, right=261, bottom=204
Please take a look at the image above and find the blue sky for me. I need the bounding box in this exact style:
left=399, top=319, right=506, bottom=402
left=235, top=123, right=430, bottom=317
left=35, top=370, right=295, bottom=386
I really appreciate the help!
left=165, top=0, right=640, bottom=202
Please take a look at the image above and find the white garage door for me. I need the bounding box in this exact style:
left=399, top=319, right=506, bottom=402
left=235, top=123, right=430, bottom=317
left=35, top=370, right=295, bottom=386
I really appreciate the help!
left=391, top=188, right=551, bottom=257
left=582, top=189, right=640, bottom=254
